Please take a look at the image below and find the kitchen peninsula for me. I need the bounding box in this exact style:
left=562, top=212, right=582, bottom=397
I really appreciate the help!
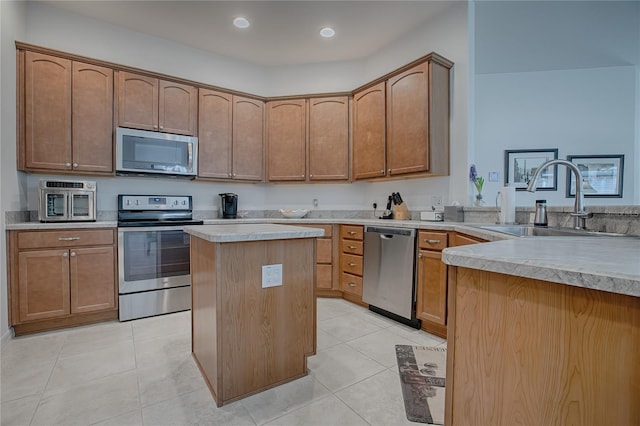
left=183, top=223, right=324, bottom=406
left=442, top=237, right=640, bottom=425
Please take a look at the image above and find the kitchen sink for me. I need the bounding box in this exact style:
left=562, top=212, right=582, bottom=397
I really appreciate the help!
left=472, top=224, right=633, bottom=238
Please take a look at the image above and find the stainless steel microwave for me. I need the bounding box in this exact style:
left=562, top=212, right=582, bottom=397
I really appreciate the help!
left=116, top=127, right=198, bottom=177
left=39, top=179, right=97, bottom=222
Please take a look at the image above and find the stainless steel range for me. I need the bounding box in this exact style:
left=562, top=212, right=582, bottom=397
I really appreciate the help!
left=117, top=195, right=203, bottom=321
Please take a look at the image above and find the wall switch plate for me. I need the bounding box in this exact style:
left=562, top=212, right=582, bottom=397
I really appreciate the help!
left=489, top=171, right=499, bottom=182
left=262, top=264, right=283, bottom=288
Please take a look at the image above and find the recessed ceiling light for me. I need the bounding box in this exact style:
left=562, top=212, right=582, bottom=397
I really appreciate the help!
left=319, top=27, right=335, bottom=38
left=233, top=17, right=250, bottom=29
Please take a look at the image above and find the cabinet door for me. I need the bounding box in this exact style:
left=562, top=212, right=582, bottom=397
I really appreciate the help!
left=352, top=82, right=386, bottom=180
left=72, top=61, right=114, bottom=173
left=70, top=246, right=116, bottom=314
left=308, top=96, right=349, bottom=181
left=198, top=89, right=233, bottom=179
left=267, top=99, right=306, bottom=181
left=232, top=96, right=264, bottom=181
left=416, top=249, right=448, bottom=325
left=24, top=52, right=72, bottom=171
left=386, top=62, right=429, bottom=176
left=118, top=71, right=158, bottom=131
left=18, top=249, right=70, bottom=322
left=316, top=264, right=333, bottom=290
left=159, top=80, right=197, bottom=135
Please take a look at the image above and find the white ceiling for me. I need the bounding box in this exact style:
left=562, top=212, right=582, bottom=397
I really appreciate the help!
left=43, top=0, right=457, bottom=67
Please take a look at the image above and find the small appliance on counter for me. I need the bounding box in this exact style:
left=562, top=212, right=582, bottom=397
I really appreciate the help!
left=219, top=193, right=238, bottom=219
left=38, top=179, right=96, bottom=222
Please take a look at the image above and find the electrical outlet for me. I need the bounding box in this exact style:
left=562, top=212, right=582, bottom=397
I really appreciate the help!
left=262, top=264, right=282, bottom=288
left=312, top=198, right=318, bottom=207
left=431, top=195, right=443, bottom=206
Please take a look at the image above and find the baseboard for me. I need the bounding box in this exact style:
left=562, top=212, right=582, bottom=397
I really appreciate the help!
left=1, top=327, right=14, bottom=345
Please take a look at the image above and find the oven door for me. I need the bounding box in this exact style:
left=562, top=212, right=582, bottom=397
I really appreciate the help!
left=118, top=226, right=191, bottom=294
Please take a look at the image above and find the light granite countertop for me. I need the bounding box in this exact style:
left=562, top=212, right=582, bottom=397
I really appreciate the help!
left=442, top=237, right=640, bottom=298
left=7, top=217, right=639, bottom=298
left=183, top=223, right=324, bottom=243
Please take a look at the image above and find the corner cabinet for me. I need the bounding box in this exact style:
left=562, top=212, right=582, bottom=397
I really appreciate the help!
left=7, top=229, right=118, bottom=335
left=352, top=54, right=452, bottom=181
left=19, top=51, right=114, bottom=174
left=198, top=89, right=264, bottom=181
left=266, top=99, right=307, bottom=181
left=117, top=70, right=197, bottom=136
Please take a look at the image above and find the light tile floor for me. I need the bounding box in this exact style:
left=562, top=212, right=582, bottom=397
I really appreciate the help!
left=1, top=298, right=445, bottom=426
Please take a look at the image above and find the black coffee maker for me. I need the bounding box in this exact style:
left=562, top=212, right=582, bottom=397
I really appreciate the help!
left=219, top=193, right=238, bottom=219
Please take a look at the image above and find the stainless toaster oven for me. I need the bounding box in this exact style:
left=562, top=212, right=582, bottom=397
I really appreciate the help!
left=38, top=179, right=97, bottom=222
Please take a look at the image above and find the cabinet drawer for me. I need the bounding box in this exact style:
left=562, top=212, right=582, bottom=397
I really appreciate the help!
left=340, top=225, right=364, bottom=241
left=418, top=231, right=448, bottom=251
left=18, top=229, right=115, bottom=249
left=340, top=272, right=363, bottom=297
left=340, top=239, right=363, bottom=255
left=317, top=238, right=333, bottom=264
left=341, top=253, right=363, bottom=276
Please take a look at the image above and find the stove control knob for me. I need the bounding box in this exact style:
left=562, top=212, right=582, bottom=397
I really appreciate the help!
left=135, top=200, right=140, bottom=205
left=126, top=200, right=131, bottom=206
left=182, top=200, right=186, bottom=205
left=173, top=200, right=179, bottom=206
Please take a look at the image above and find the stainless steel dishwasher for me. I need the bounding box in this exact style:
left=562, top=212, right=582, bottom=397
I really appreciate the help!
left=362, top=226, right=421, bottom=328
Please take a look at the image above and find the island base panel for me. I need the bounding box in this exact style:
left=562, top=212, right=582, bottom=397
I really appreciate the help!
left=446, top=267, right=640, bottom=426
left=191, top=236, right=316, bottom=406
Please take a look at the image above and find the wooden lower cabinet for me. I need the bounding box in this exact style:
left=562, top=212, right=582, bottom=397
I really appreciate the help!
left=339, top=225, right=366, bottom=305
left=8, top=229, right=118, bottom=335
left=416, top=230, right=449, bottom=338
left=297, top=224, right=339, bottom=295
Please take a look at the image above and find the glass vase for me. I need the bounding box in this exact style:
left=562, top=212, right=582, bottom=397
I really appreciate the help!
left=474, top=193, right=485, bottom=207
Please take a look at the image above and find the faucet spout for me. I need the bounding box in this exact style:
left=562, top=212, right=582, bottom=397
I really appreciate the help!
left=526, top=159, right=592, bottom=230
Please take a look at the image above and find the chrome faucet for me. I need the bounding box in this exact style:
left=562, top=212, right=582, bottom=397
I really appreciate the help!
left=526, top=159, right=593, bottom=230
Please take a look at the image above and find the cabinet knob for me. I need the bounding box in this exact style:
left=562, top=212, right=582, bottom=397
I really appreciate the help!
left=301, top=175, right=305, bottom=178
left=70, top=252, right=76, bottom=257
left=228, top=173, right=232, bottom=177
left=73, top=162, right=78, bottom=168
left=232, top=173, right=236, bottom=177
left=62, top=252, right=68, bottom=257
left=418, top=253, right=423, bottom=258
left=153, top=125, right=158, bottom=129
left=380, top=170, right=384, bottom=174
left=65, top=162, right=72, bottom=168
left=159, top=125, right=164, bottom=130
left=388, top=168, right=392, bottom=173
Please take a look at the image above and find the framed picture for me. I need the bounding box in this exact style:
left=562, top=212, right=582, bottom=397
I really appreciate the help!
left=566, top=154, right=624, bottom=198
left=504, top=149, right=558, bottom=191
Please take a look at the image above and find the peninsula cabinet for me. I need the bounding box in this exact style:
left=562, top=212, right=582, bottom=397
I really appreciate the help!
left=308, top=96, right=350, bottom=181
left=416, top=230, right=448, bottom=338
left=198, top=89, right=264, bottom=181
left=352, top=54, right=452, bottom=180
left=266, top=99, right=307, bottom=181
left=117, top=70, right=197, bottom=136
left=7, top=229, right=118, bottom=335
left=352, top=82, right=386, bottom=180
left=19, top=51, right=114, bottom=174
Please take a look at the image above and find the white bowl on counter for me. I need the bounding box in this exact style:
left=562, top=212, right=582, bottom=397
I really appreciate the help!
left=280, top=209, right=310, bottom=219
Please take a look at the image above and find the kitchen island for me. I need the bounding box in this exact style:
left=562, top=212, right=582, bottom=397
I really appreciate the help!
left=442, top=236, right=640, bottom=426
left=183, top=224, right=324, bottom=406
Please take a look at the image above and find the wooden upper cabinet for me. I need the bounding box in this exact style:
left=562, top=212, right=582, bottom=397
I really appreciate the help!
left=118, top=71, right=196, bottom=135
left=267, top=99, right=306, bottom=181
left=352, top=82, right=386, bottom=180
left=232, top=96, right=264, bottom=181
left=159, top=80, right=197, bottom=135
left=387, top=62, right=429, bottom=176
left=308, top=96, right=349, bottom=181
left=198, top=89, right=233, bottom=179
left=118, top=71, right=158, bottom=131
left=72, top=62, right=114, bottom=173
left=23, top=51, right=72, bottom=171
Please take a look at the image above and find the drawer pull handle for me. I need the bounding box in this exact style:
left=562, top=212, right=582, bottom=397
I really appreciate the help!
left=348, top=283, right=357, bottom=287
left=347, top=245, right=357, bottom=249
left=424, top=239, right=441, bottom=244
left=58, top=237, right=80, bottom=241
left=347, top=262, right=357, bottom=267
left=348, top=231, right=357, bottom=235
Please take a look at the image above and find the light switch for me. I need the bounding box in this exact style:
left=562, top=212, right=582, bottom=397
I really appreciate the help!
left=262, top=264, right=283, bottom=288
left=488, top=171, right=499, bottom=182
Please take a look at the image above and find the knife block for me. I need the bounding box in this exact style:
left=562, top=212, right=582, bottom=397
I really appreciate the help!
left=392, top=203, right=411, bottom=220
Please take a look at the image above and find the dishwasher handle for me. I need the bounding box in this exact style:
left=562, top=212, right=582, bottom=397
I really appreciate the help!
left=365, top=226, right=416, bottom=237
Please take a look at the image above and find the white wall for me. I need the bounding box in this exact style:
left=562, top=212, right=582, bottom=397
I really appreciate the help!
left=21, top=1, right=469, bottom=214
left=1, top=0, right=27, bottom=340
left=473, top=0, right=640, bottom=207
